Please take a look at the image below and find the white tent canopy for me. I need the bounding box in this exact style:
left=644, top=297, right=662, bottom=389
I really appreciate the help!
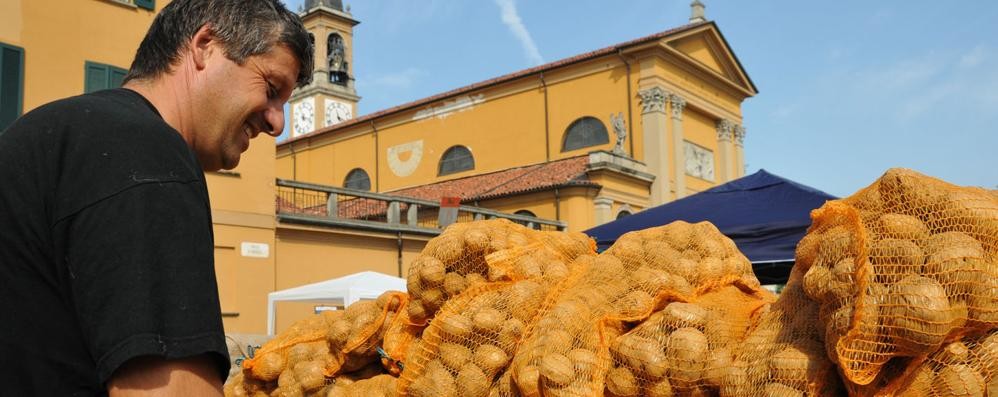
left=267, top=271, right=406, bottom=335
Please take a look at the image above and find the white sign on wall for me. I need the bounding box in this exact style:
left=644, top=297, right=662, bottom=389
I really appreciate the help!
left=240, top=242, right=270, bottom=258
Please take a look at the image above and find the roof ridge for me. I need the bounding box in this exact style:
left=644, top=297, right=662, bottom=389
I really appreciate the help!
left=279, top=21, right=711, bottom=147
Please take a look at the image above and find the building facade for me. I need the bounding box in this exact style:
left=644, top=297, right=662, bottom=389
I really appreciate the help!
left=278, top=9, right=757, bottom=234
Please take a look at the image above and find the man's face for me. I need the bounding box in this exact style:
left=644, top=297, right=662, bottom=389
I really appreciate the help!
left=192, top=43, right=299, bottom=171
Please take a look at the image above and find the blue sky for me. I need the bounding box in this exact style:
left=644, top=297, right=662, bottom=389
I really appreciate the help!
left=278, top=0, right=997, bottom=197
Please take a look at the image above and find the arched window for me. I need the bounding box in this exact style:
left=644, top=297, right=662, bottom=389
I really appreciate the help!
left=343, top=168, right=371, bottom=191
left=616, top=210, right=632, bottom=220
left=562, top=116, right=609, bottom=152
left=439, top=145, right=474, bottom=176
left=327, top=33, right=348, bottom=84
left=514, top=210, right=542, bottom=230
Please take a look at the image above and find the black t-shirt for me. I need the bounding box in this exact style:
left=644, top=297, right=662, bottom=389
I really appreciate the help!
left=0, top=89, right=230, bottom=396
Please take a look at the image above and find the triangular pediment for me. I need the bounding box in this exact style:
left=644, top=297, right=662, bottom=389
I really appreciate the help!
left=663, top=24, right=757, bottom=95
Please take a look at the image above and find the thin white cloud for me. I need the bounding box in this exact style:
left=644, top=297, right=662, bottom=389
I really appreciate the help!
left=959, top=45, right=987, bottom=68
left=494, top=0, right=544, bottom=66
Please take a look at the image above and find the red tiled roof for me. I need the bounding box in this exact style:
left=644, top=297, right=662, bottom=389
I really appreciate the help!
left=276, top=156, right=597, bottom=221
left=280, top=21, right=712, bottom=146
left=388, top=155, right=595, bottom=203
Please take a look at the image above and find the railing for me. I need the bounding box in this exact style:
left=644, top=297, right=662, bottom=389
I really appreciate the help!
left=275, top=179, right=566, bottom=235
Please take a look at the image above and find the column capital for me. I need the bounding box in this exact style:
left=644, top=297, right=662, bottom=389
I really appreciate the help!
left=716, top=119, right=734, bottom=142
left=593, top=196, right=615, bottom=207
left=733, top=125, right=746, bottom=147
left=669, top=94, right=686, bottom=120
left=638, top=86, right=669, bottom=114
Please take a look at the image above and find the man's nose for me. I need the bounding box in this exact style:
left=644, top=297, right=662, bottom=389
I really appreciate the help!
left=260, top=103, right=284, bottom=138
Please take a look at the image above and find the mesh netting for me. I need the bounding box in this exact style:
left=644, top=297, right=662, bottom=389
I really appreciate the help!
left=406, top=219, right=595, bottom=324
left=324, top=373, right=398, bottom=397
left=797, top=168, right=998, bottom=390
left=893, top=329, right=998, bottom=396
left=230, top=291, right=406, bottom=396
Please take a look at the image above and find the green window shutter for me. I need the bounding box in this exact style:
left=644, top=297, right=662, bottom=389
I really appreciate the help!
left=109, top=66, right=127, bottom=88
left=1, top=43, right=25, bottom=131
left=84, top=62, right=128, bottom=93
left=134, top=0, right=154, bottom=11
left=85, top=62, right=109, bottom=94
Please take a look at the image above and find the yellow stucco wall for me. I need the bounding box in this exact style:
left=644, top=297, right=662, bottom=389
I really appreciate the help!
left=214, top=223, right=277, bottom=334
left=0, top=0, right=162, bottom=113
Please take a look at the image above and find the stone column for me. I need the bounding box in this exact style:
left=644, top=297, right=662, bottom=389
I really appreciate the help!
left=638, top=86, right=670, bottom=206
left=734, top=125, right=746, bottom=178
left=593, top=196, right=614, bottom=226
left=670, top=94, right=687, bottom=199
left=716, top=119, right=733, bottom=182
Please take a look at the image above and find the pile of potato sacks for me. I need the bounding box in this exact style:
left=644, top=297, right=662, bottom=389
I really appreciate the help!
left=225, top=168, right=998, bottom=396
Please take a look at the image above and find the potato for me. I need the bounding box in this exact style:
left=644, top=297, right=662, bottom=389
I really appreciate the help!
left=472, top=344, right=509, bottom=375
left=248, top=351, right=285, bottom=381
left=566, top=348, right=598, bottom=379
left=539, top=329, right=574, bottom=354
left=802, top=264, right=832, bottom=301
left=456, top=363, right=489, bottom=397
left=465, top=272, right=487, bottom=287
left=418, top=257, right=447, bottom=285
left=645, top=378, right=673, bottom=397
left=661, top=302, right=708, bottom=330
left=869, top=238, right=924, bottom=283
left=540, top=352, right=575, bottom=386
left=932, top=364, right=985, bottom=397
left=924, top=232, right=983, bottom=260
left=762, top=382, right=804, bottom=397
left=443, top=272, right=468, bottom=297
left=879, top=213, right=930, bottom=241
left=612, top=290, right=654, bottom=318
left=420, top=287, right=446, bottom=312
left=438, top=313, right=474, bottom=340
left=438, top=343, right=472, bottom=371
left=605, top=366, right=640, bottom=397
left=497, top=318, right=525, bottom=349
left=664, top=327, right=708, bottom=384
left=293, top=360, right=327, bottom=391
left=472, top=308, right=506, bottom=335
left=896, top=364, right=934, bottom=397
left=515, top=365, right=542, bottom=397
left=768, top=345, right=817, bottom=388
left=887, top=275, right=957, bottom=355
left=932, top=341, right=971, bottom=364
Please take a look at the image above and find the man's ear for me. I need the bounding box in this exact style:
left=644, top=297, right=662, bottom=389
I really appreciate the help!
left=189, top=25, right=216, bottom=71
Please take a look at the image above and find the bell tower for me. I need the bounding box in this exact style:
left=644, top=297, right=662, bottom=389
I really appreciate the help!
left=289, top=0, right=361, bottom=138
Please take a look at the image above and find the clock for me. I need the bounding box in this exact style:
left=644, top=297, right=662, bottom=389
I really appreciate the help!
left=292, top=98, right=315, bottom=137
left=324, top=100, right=353, bottom=127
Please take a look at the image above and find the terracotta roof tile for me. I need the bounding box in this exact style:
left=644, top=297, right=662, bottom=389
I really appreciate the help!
left=388, top=155, right=594, bottom=203
left=280, top=21, right=711, bottom=146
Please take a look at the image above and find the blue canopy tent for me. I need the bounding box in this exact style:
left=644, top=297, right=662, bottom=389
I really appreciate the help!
left=585, top=169, right=836, bottom=284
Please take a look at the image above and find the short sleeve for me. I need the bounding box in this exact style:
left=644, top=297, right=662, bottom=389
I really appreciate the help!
left=59, top=179, right=230, bottom=384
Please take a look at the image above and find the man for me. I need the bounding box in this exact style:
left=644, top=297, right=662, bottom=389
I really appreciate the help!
left=0, top=0, right=312, bottom=395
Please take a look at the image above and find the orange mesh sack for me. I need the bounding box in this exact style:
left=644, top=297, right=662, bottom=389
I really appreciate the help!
left=507, top=221, right=763, bottom=397
left=325, top=373, right=398, bottom=397
left=398, top=278, right=563, bottom=397
left=234, top=291, right=405, bottom=396
left=797, top=168, right=998, bottom=387
left=380, top=297, right=426, bottom=376
left=726, top=266, right=845, bottom=396
left=605, top=280, right=774, bottom=396
left=227, top=310, right=341, bottom=396
left=894, top=330, right=998, bottom=396
left=406, top=219, right=594, bottom=324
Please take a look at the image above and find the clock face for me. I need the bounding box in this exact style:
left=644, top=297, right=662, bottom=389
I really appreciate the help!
left=324, top=100, right=353, bottom=127
left=292, top=98, right=315, bottom=137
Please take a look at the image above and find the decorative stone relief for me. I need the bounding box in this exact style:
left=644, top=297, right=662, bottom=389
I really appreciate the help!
left=734, top=125, right=746, bottom=146
left=684, top=141, right=715, bottom=181
left=638, top=87, right=668, bottom=113
left=669, top=94, right=687, bottom=119
left=387, top=140, right=424, bottom=177
left=716, top=119, right=734, bottom=142
left=610, top=112, right=627, bottom=155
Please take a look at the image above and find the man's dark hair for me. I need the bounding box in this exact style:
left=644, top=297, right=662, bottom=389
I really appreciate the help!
left=124, top=0, right=314, bottom=87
